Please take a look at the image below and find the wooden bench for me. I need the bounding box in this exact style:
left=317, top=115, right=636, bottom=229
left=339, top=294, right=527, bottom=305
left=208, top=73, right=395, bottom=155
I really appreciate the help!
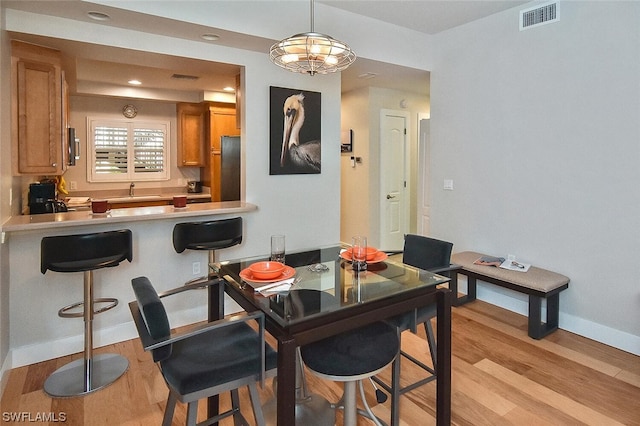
left=450, top=251, right=570, bottom=339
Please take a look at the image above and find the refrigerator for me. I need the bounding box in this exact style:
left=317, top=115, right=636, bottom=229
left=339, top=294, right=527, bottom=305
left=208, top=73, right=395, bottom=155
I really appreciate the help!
left=220, top=136, right=241, bottom=201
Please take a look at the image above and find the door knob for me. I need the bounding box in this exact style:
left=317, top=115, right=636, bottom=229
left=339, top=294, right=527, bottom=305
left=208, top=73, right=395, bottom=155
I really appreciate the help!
left=386, top=194, right=396, bottom=199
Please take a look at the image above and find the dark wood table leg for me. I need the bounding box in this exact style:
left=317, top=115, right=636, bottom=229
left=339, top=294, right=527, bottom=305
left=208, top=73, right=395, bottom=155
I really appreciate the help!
left=436, top=288, right=452, bottom=425
left=207, top=280, right=225, bottom=425
left=277, top=337, right=298, bottom=426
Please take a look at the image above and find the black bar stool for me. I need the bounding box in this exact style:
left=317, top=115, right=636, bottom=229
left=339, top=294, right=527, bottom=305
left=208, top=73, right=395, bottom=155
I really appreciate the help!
left=40, top=229, right=133, bottom=397
left=173, top=217, right=243, bottom=279
left=300, top=321, right=399, bottom=426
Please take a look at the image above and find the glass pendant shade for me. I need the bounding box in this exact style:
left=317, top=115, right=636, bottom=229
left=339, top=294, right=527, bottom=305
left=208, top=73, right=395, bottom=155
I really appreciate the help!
left=270, top=32, right=356, bottom=76
left=269, top=1, right=356, bottom=75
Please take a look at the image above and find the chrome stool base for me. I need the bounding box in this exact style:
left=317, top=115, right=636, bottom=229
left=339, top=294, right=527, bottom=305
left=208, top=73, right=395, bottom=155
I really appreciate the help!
left=263, top=348, right=335, bottom=426
left=263, top=393, right=335, bottom=426
left=43, top=353, right=128, bottom=397
left=331, top=380, right=388, bottom=426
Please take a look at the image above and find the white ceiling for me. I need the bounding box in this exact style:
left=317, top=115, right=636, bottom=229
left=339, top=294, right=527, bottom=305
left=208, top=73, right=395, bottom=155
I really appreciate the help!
left=323, top=1, right=529, bottom=35
left=4, top=0, right=529, bottom=100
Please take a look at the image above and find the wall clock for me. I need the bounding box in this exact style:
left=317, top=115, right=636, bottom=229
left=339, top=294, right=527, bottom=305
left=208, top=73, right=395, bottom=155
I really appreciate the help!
left=122, top=104, right=138, bottom=118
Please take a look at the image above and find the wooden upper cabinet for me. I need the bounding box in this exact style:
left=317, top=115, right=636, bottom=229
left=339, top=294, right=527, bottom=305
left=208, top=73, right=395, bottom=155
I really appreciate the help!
left=11, top=40, right=66, bottom=175
left=176, top=102, right=206, bottom=167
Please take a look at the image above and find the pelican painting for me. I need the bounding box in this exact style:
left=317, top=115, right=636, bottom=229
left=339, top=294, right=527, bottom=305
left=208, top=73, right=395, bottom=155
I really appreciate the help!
left=270, top=87, right=321, bottom=175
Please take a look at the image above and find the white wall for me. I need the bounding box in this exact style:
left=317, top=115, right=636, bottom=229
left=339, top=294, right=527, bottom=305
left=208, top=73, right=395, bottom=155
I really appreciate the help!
left=430, top=1, right=640, bottom=354
left=0, top=1, right=12, bottom=395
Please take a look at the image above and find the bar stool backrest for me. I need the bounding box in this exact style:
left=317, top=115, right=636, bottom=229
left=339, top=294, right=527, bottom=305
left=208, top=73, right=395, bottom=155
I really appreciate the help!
left=41, top=229, right=133, bottom=274
left=172, top=217, right=243, bottom=253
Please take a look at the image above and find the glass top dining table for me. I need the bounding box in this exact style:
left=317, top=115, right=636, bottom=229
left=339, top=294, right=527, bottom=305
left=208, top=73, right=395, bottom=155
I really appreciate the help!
left=209, top=245, right=453, bottom=426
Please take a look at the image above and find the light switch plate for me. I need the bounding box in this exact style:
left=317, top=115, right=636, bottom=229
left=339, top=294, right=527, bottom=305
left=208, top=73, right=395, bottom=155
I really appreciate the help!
left=443, top=179, right=454, bottom=190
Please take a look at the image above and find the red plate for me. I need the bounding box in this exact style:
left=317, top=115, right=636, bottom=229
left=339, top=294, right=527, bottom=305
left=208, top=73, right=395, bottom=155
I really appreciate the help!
left=239, top=265, right=296, bottom=283
left=340, top=249, right=388, bottom=264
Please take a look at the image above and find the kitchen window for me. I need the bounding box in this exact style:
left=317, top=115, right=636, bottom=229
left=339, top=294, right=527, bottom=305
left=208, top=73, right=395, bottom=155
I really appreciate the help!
left=87, top=118, right=169, bottom=182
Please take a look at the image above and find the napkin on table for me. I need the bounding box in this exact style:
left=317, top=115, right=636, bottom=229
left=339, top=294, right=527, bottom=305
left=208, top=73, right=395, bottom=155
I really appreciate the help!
left=254, top=278, right=295, bottom=295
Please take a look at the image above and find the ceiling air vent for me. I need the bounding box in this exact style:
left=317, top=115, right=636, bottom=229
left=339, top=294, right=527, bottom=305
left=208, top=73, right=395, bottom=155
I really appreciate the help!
left=171, top=73, right=199, bottom=80
left=520, top=1, right=559, bottom=31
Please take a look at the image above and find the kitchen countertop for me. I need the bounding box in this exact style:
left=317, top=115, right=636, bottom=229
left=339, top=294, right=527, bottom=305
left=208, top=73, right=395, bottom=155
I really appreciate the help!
left=64, top=192, right=211, bottom=209
left=2, top=201, right=257, bottom=233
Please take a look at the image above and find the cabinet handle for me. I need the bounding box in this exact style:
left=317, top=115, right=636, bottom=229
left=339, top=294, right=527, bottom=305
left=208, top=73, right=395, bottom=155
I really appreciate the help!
left=52, top=163, right=57, bottom=167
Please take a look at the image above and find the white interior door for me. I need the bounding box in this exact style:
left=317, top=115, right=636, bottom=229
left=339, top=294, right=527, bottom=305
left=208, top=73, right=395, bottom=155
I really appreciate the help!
left=418, top=116, right=431, bottom=235
left=380, top=110, right=409, bottom=250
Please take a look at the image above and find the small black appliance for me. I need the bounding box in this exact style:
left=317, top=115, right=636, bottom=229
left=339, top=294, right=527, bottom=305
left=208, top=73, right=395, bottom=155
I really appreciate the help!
left=28, top=182, right=68, bottom=214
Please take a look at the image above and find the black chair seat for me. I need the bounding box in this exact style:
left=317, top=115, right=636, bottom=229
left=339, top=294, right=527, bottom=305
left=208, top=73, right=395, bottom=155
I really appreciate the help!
left=45, top=255, right=130, bottom=273
left=301, top=321, right=399, bottom=378
left=41, top=229, right=133, bottom=273
left=162, top=321, right=278, bottom=396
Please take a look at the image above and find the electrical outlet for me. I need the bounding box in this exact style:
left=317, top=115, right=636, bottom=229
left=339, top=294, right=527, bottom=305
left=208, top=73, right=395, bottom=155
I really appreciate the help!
left=192, top=261, right=201, bottom=275
left=69, top=181, right=77, bottom=190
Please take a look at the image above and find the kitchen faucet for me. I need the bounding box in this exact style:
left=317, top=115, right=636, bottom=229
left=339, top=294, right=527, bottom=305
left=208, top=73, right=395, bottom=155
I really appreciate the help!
left=129, top=182, right=135, bottom=196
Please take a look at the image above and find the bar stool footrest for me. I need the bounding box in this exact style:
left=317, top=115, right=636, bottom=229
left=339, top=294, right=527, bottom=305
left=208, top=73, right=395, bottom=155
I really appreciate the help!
left=58, top=298, right=119, bottom=318
left=43, top=353, right=128, bottom=397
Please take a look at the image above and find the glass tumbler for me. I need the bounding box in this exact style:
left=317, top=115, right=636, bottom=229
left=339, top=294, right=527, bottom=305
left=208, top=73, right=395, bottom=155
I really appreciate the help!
left=270, top=235, right=286, bottom=264
left=351, top=236, right=367, bottom=271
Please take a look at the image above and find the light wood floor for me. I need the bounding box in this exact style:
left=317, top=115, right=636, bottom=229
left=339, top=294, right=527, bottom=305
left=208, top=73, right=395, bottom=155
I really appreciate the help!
left=2, top=299, right=639, bottom=425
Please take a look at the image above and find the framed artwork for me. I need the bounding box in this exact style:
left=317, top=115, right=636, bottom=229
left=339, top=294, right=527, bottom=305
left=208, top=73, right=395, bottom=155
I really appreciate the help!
left=269, top=86, right=321, bottom=175
left=341, top=129, right=353, bottom=153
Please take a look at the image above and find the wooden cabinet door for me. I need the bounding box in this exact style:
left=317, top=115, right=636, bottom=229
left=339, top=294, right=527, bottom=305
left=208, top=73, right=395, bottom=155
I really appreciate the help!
left=176, top=102, right=206, bottom=167
left=204, top=103, right=239, bottom=201
left=12, top=41, right=63, bottom=175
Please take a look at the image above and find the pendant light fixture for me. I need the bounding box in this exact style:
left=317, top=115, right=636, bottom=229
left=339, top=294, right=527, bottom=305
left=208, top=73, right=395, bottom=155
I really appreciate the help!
left=269, top=0, right=356, bottom=76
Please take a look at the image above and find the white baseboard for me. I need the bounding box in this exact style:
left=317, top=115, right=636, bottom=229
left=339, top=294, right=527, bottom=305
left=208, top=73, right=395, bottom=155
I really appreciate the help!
left=0, top=354, right=11, bottom=400
left=476, top=284, right=640, bottom=356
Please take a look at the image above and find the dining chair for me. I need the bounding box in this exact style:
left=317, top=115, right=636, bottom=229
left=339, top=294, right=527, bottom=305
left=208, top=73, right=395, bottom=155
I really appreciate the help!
left=373, top=234, right=455, bottom=425
left=129, top=276, right=277, bottom=426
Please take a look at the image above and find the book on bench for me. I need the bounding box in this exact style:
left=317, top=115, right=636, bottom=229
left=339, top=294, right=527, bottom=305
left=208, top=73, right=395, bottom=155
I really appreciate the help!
left=473, top=255, right=505, bottom=266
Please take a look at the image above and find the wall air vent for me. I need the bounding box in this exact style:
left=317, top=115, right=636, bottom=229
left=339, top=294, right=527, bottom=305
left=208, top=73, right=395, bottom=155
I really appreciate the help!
left=171, top=73, right=199, bottom=80
left=520, top=1, right=559, bottom=30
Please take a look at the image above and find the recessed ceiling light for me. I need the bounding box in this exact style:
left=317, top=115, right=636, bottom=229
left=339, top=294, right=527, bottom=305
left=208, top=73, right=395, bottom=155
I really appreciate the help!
left=223, top=87, right=235, bottom=92
left=87, top=11, right=111, bottom=21
left=128, top=80, right=142, bottom=85
left=201, top=33, right=220, bottom=41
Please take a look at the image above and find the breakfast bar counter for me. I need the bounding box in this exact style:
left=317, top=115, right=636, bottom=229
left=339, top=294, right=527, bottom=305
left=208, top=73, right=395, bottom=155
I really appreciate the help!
left=3, top=200, right=259, bottom=370
left=2, top=201, right=257, bottom=233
